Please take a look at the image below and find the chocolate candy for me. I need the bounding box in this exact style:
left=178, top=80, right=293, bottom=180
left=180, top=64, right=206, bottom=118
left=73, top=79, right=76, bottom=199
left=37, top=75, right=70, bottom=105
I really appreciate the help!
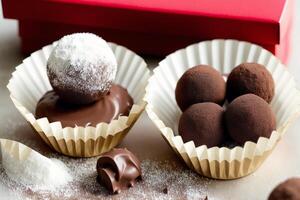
left=47, top=33, right=117, bottom=105
left=35, top=84, right=133, bottom=127
left=178, top=102, right=225, bottom=148
left=225, top=94, right=276, bottom=145
left=226, top=62, right=275, bottom=103
left=96, top=148, right=141, bottom=194
left=175, top=65, right=226, bottom=111
left=268, top=178, right=300, bottom=200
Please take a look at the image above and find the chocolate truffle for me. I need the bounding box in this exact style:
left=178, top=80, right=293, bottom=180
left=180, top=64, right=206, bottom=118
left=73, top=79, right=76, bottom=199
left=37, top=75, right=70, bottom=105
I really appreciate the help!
left=96, top=148, right=141, bottom=194
left=35, top=84, right=133, bottom=127
left=268, top=178, right=300, bottom=200
left=47, top=33, right=117, bottom=105
left=175, top=65, right=226, bottom=111
left=226, top=62, right=275, bottom=103
left=225, top=94, right=276, bottom=145
left=178, top=102, right=225, bottom=148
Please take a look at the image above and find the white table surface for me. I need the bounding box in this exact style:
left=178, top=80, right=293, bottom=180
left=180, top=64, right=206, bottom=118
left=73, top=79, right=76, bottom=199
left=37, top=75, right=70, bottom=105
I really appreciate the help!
left=1, top=1, right=300, bottom=200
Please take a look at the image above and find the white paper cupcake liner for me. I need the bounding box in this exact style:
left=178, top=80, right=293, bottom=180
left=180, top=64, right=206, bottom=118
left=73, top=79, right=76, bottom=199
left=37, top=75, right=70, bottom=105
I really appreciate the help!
left=144, top=39, right=300, bottom=179
left=7, top=42, right=150, bottom=157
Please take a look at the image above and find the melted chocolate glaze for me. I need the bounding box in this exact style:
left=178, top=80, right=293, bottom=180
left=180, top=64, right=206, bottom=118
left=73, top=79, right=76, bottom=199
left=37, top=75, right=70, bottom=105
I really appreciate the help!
left=96, top=148, right=142, bottom=194
left=35, top=84, right=133, bottom=127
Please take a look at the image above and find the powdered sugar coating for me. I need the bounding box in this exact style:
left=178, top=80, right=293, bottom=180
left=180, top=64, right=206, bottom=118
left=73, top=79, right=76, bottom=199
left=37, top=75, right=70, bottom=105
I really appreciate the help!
left=1, top=145, right=72, bottom=191
left=47, top=33, right=117, bottom=103
left=0, top=158, right=211, bottom=199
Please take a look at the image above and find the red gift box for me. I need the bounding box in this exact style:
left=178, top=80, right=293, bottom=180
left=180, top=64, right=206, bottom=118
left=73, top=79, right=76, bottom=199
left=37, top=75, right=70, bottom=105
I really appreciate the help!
left=2, top=0, right=294, bottom=63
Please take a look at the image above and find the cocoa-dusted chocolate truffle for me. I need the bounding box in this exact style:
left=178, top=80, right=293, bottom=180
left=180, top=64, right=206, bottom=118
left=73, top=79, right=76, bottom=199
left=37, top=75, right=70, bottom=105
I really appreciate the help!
left=268, top=178, right=300, bottom=200
left=225, top=94, right=276, bottom=145
left=178, top=102, right=225, bottom=148
left=47, top=33, right=117, bottom=105
left=226, top=62, right=275, bottom=103
left=175, top=65, right=226, bottom=111
left=96, top=148, right=141, bottom=194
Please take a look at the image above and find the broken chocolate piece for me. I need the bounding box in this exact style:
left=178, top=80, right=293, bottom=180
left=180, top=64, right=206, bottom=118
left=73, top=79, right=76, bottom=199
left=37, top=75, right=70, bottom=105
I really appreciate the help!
left=163, top=187, right=168, bottom=194
left=96, top=148, right=141, bottom=194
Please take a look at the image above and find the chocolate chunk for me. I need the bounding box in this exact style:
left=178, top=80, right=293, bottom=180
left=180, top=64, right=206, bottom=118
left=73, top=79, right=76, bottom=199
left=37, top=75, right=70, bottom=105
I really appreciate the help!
left=225, top=94, right=276, bottom=145
left=35, top=84, right=133, bottom=127
left=163, top=187, right=168, bottom=194
left=268, top=178, right=300, bottom=200
left=96, top=148, right=141, bottom=194
left=175, top=65, right=226, bottom=111
left=226, top=62, right=275, bottom=103
left=178, top=102, right=225, bottom=148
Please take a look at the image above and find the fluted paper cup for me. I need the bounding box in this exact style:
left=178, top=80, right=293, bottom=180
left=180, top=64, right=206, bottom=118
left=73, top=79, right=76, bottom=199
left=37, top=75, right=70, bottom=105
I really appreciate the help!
left=144, top=39, right=300, bottom=179
left=7, top=42, right=150, bottom=157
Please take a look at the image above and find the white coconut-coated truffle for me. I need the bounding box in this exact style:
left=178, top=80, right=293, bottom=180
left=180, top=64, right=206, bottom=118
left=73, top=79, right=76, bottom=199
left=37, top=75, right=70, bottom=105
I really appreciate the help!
left=47, top=33, right=117, bottom=104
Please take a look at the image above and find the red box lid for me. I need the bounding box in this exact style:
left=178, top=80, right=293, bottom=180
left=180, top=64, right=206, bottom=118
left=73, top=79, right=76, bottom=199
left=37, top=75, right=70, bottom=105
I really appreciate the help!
left=2, top=0, right=292, bottom=45
left=18, top=20, right=291, bottom=64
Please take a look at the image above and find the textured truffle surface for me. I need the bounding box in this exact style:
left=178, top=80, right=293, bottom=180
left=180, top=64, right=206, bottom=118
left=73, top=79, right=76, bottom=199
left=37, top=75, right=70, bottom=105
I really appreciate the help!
left=175, top=65, right=226, bottom=111
left=96, top=148, right=141, bottom=194
left=178, top=102, right=225, bottom=148
left=47, top=33, right=117, bottom=105
left=268, top=178, right=300, bottom=200
left=225, top=94, right=276, bottom=145
left=226, top=62, right=275, bottom=103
